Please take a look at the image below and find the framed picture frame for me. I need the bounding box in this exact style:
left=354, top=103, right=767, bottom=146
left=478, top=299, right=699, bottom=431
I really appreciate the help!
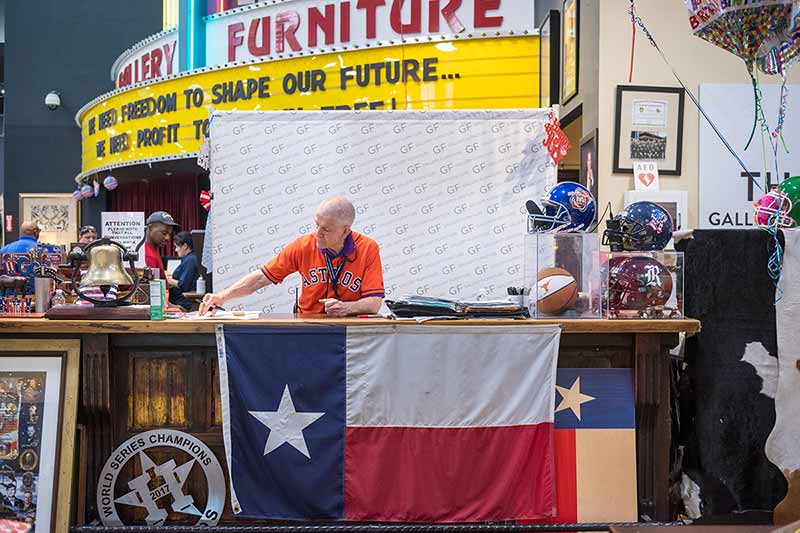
left=0, top=193, right=5, bottom=248
left=0, top=339, right=79, bottom=532
left=561, top=0, right=579, bottom=105
left=624, top=189, right=689, bottom=249
left=580, top=129, right=598, bottom=209
left=19, top=193, right=79, bottom=248
left=613, top=85, right=686, bottom=175
left=539, top=10, right=561, bottom=108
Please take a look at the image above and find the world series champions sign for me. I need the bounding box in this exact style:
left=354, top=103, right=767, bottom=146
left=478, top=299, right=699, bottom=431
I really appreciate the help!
left=97, top=430, right=226, bottom=527
left=207, top=109, right=556, bottom=313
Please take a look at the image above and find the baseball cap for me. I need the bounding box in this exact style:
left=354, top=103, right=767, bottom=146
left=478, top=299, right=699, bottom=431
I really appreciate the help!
left=79, top=225, right=97, bottom=236
left=146, top=211, right=180, bottom=228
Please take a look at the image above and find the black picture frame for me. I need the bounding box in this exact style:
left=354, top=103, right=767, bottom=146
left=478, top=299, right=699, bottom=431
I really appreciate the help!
left=561, top=0, right=579, bottom=105
left=580, top=129, right=598, bottom=211
left=613, top=85, right=686, bottom=175
left=539, top=10, right=561, bottom=108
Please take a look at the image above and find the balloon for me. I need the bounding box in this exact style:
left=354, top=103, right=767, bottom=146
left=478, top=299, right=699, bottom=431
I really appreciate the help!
left=72, top=189, right=82, bottom=201
left=757, top=7, right=800, bottom=75
left=103, top=175, right=118, bottom=190
left=80, top=184, right=93, bottom=199
left=684, top=0, right=793, bottom=64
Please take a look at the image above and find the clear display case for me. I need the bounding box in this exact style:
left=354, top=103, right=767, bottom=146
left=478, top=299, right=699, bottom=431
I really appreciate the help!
left=602, top=251, right=684, bottom=319
left=523, top=233, right=602, bottom=319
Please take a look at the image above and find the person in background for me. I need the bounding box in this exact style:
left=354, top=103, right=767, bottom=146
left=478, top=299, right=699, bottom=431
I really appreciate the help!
left=0, top=222, right=40, bottom=253
left=78, top=225, right=98, bottom=244
left=143, top=211, right=179, bottom=282
left=168, top=231, right=199, bottom=311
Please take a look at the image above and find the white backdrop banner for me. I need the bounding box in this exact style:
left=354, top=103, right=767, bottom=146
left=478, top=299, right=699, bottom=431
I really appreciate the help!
left=699, top=84, right=800, bottom=229
left=208, top=109, right=556, bottom=314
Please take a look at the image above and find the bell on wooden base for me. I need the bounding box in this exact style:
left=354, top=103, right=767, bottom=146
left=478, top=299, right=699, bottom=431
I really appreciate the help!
left=69, top=238, right=140, bottom=307
left=81, top=244, right=134, bottom=286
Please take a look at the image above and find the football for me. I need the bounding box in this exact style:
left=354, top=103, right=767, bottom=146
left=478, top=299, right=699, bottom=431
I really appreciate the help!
left=535, top=267, right=578, bottom=315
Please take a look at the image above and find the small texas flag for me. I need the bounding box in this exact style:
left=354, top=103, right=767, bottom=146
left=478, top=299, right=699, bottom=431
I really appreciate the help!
left=529, top=368, right=638, bottom=524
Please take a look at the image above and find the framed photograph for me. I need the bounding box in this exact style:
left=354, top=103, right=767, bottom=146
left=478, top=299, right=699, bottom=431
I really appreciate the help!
left=0, top=340, right=79, bottom=532
left=0, top=193, right=5, bottom=248
left=19, top=193, right=79, bottom=247
left=624, top=190, right=689, bottom=249
left=580, top=130, right=598, bottom=208
left=561, top=0, right=579, bottom=104
left=539, top=10, right=561, bottom=108
left=613, top=86, right=686, bottom=175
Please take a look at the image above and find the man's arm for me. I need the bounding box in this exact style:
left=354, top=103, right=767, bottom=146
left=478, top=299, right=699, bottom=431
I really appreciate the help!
left=198, top=270, right=272, bottom=315
left=320, top=296, right=382, bottom=317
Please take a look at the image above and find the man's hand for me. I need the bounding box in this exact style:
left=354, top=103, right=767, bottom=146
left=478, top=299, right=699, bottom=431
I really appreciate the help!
left=196, top=270, right=272, bottom=316
left=199, top=293, right=226, bottom=316
left=320, top=298, right=351, bottom=317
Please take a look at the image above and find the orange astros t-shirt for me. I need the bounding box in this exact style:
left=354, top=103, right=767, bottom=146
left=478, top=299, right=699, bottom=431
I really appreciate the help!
left=261, top=231, right=384, bottom=314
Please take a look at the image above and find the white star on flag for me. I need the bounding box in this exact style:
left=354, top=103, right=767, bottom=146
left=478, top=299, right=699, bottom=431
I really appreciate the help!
left=555, top=377, right=596, bottom=420
left=249, top=384, right=325, bottom=459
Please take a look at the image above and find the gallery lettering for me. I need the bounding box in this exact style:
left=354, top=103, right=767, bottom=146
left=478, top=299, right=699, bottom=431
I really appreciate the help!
left=707, top=211, right=755, bottom=227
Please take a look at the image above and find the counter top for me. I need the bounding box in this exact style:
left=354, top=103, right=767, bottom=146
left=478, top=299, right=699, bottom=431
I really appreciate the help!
left=0, top=315, right=701, bottom=334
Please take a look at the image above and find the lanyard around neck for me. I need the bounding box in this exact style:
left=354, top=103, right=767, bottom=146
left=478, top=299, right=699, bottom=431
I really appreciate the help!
left=324, top=252, right=348, bottom=298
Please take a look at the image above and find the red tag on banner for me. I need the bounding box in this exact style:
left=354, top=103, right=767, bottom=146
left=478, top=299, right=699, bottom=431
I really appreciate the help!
left=543, top=116, right=571, bottom=166
left=199, top=190, right=212, bottom=212
left=5, top=215, right=12, bottom=232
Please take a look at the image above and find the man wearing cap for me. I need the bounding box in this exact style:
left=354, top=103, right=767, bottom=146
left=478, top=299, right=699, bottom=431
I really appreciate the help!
left=78, top=225, right=98, bottom=244
left=199, top=196, right=384, bottom=317
left=143, top=211, right=179, bottom=283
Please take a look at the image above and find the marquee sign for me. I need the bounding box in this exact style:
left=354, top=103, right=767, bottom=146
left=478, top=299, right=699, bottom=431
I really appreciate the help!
left=111, top=28, right=179, bottom=89
left=204, top=0, right=536, bottom=66
left=76, top=36, right=539, bottom=180
left=97, top=429, right=225, bottom=527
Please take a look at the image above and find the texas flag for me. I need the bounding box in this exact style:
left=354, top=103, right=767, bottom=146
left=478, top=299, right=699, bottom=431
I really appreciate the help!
left=217, top=324, right=562, bottom=522
left=529, top=368, right=638, bottom=524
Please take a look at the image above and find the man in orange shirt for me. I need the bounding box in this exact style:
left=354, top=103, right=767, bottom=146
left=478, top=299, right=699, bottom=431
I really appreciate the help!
left=199, top=197, right=384, bottom=317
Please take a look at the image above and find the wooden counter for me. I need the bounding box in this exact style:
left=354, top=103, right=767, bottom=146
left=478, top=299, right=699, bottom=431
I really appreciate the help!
left=0, top=316, right=700, bottom=526
left=0, top=315, right=700, bottom=334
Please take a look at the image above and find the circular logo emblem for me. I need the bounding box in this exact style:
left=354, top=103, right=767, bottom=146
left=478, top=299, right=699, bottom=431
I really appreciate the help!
left=569, top=189, right=590, bottom=211
left=97, top=429, right=225, bottom=527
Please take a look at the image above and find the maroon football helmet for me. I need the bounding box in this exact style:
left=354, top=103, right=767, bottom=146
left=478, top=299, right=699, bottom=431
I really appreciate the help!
left=607, top=256, right=673, bottom=312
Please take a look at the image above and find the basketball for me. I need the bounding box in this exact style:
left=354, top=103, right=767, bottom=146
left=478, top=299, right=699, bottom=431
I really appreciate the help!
left=535, top=267, right=578, bottom=315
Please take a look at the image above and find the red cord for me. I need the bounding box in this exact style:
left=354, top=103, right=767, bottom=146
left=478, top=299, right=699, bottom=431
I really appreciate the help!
left=629, top=20, right=636, bottom=82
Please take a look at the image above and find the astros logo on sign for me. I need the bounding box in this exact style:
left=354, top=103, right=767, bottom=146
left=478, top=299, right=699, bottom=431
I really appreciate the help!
left=97, top=429, right=225, bottom=527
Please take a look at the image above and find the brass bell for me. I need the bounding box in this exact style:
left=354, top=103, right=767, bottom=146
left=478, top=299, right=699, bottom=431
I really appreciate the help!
left=80, top=244, right=134, bottom=287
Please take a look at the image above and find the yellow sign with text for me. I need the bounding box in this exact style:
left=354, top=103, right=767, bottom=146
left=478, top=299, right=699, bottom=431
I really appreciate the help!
left=79, top=37, right=539, bottom=178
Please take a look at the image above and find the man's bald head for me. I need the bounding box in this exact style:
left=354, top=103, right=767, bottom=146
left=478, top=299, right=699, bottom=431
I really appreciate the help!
left=20, top=222, right=40, bottom=238
left=316, top=196, right=355, bottom=226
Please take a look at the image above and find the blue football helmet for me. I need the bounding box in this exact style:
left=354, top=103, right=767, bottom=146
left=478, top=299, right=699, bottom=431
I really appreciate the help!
left=602, top=201, right=673, bottom=251
left=527, top=182, right=597, bottom=232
